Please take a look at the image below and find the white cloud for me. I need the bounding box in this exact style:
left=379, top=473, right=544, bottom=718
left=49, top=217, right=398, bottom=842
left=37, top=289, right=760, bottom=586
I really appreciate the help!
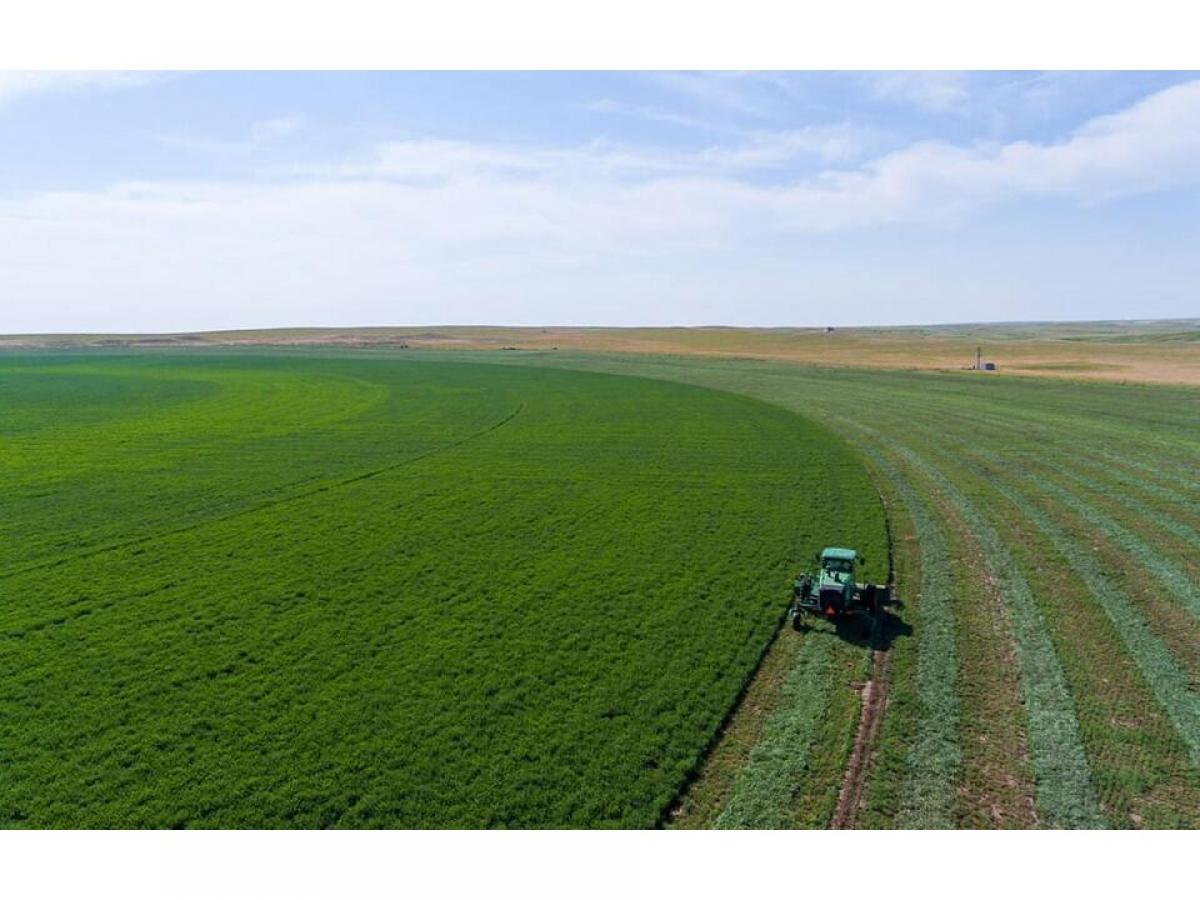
left=812, top=78, right=1200, bottom=224
left=651, top=72, right=772, bottom=116
left=2, top=80, right=1199, bottom=331
left=695, top=126, right=870, bottom=167
left=289, top=79, right=1200, bottom=227
left=587, top=98, right=720, bottom=132
left=297, top=123, right=872, bottom=186
left=156, top=115, right=307, bottom=156
left=866, top=71, right=969, bottom=113
left=253, top=116, right=305, bottom=141
left=0, top=71, right=162, bottom=108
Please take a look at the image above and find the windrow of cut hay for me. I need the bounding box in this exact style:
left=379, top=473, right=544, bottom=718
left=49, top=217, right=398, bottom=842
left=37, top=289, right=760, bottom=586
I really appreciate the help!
left=498, top=353, right=1200, bottom=828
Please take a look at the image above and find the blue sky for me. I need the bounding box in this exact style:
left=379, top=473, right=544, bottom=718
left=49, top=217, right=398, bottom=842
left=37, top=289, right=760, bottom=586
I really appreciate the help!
left=2, top=71, right=1198, bottom=332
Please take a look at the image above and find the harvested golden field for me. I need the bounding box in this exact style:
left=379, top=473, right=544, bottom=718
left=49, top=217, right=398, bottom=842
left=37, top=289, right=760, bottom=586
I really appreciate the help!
left=7, top=320, right=1198, bottom=385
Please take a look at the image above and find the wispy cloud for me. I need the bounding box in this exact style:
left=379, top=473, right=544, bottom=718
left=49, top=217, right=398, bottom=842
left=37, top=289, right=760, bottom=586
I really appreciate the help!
left=252, top=116, right=305, bottom=141
left=158, top=116, right=308, bottom=156
left=587, top=98, right=722, bottom=132
left=695, top=126, right=872, bottom=167
left=297, top=123, right=873, bottom=186
left=3, top=79, right=1199, bottom=330
left=587, top=99, right=870, bottom=163
left=651, top=72, right=773, bottom=116
left=0, top=71, right=163, bottom=109
left=288, top=79, right=1200, bottom=225
left=865, top=71, right=970, bottom=113
left=804, top=78, right=1200, bottom=225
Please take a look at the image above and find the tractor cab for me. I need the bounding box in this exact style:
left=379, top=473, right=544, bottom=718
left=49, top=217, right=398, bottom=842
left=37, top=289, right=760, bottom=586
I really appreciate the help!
left=791, top=546, right=888, bottom=631
left=819, top=547, right=858, bottom=580
left=815, top=547, right=857, bottom=612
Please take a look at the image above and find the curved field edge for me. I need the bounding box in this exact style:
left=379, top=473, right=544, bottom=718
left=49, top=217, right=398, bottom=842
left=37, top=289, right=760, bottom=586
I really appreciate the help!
left=712, top=636, right=839, bottom=828
left=0, top=354, right=887, bottom=828
left=668, top=435, right=891, bottom=829
left=447, top=349, right=1200, bottom=828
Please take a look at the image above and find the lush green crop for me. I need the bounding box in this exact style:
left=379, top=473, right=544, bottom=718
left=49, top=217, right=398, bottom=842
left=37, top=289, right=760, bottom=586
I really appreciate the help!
left=474, top=349, right=1200, bottom=828
left=11, top=342, right=1197, bottom=829
left=0, top=352, right=884, bottom=828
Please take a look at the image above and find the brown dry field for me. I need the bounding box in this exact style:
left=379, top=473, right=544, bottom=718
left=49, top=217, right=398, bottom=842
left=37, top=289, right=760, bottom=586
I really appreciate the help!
left=4, top=320, right=1199, bottom=386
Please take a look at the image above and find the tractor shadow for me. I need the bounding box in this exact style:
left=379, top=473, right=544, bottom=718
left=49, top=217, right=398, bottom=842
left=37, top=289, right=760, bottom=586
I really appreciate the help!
left=821, top=601, right=912, bottom=652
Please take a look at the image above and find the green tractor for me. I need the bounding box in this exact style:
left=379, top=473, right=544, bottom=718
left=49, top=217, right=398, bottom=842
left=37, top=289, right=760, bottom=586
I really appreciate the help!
left=790, top=547, right=890, bottom=631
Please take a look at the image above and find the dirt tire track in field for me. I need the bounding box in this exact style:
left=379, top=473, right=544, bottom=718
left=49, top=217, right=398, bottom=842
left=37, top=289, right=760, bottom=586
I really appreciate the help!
left=0, top=403, right=525, bottom=582
left=832, top=647, right=891, bottom=829
left=830, top=484, right=897, bottom=830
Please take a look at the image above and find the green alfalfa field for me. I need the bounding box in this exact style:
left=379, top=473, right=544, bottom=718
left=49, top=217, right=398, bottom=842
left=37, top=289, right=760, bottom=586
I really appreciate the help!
left=4, top=339, right=1200, bottom=829
left=0, top=352, right=885, bottom=828
left=475, top=348, right=1200, bottom=829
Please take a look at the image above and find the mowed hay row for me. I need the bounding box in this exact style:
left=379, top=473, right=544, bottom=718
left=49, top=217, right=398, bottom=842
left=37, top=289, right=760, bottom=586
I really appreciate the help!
left=836, top=420, right=1099, bottom=827
left=973, top=470, right=1200, bottom=825
left=936, top=435, right=1200, bottom=681
left=6, top=345, right=1200, bottom=829
left=571, top=360, right=1047, bottom=826
left=0, top=354, right=887, bottom=828
left=937, top=430, right=1200, bottom=629
left=873, top=380, right=1200, bottom=826
left=495, top=353, right=1200, bottom=827
left=844, top=407, right=1198, bottom=827
left=884, top=400, right=1200, bottom=630
left=1039, top=459, right=1200, bottom=554
left=668, top=624, right=805, bottom=828
left=862, top=403, right=1200, bottom=822
left=928, top=449, right=1200, bottom=827
left=853, top=448, right=961, bottom=830
left=982, top=455, right=1200, bottom=679
left=874, top=440, right=1041, bottom=828
left=672, top=617, right=875, bottom=829
left=712, top=636, right=837, bottom=828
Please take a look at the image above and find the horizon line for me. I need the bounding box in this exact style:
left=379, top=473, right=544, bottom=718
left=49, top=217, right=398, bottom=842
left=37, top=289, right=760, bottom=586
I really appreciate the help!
left=4, top=315, right=1199, bottom=340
